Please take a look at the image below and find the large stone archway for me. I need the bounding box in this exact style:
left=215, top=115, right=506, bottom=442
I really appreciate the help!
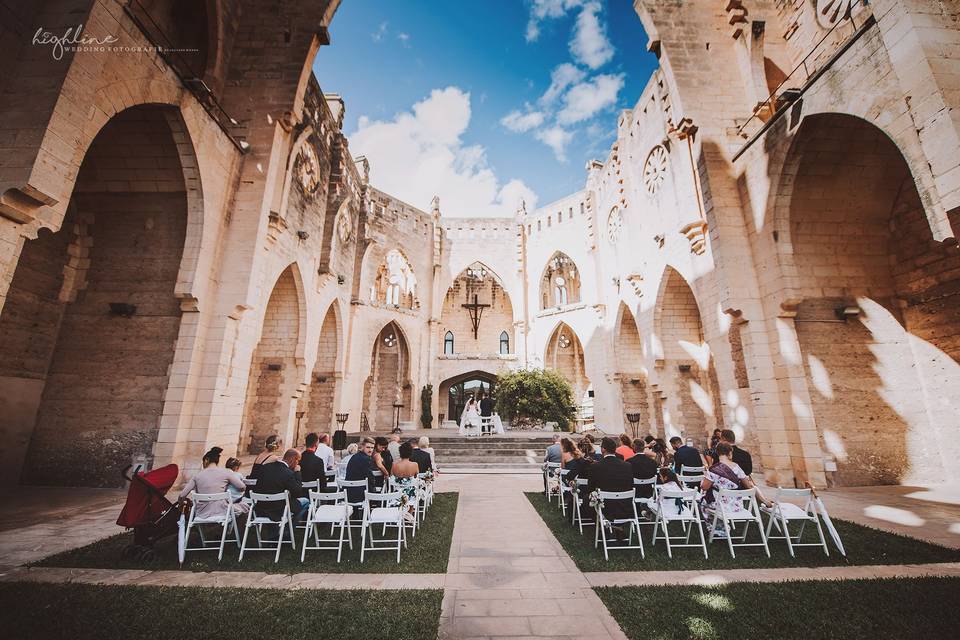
left=298, top=302, right=341, bottom=442
left=616, top=302, right=652, bottom=436
left=0, top=105, right=194, bottom=486
left=238, top=265, right=305, bottom=454
left=544, top=322, right=591, bottom=414
left=775, top=113, right=960, bottom=485
left=438, top=369, right=498, bottom=426
left=362, top=322, right=412, bottom=430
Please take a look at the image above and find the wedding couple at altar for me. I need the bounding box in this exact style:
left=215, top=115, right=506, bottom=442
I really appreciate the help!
left=458, top=390, right=505, bottom=436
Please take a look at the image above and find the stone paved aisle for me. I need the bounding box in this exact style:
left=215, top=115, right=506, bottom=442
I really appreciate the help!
left=438, top=474, right=628, bottom=640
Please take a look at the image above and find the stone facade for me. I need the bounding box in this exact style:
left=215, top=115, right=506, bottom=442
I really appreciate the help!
left=0, top=0, right=958, bottom=489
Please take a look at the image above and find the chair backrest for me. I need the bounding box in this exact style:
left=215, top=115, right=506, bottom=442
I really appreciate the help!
left=308, top=489, right=345, bottom=504
left=301, top=480, right=321, bottom=492
left=371, top=470, right=383, bottom=478
left=678, top=472, right=704, bottom=486
left=773, top=487, right=815, bottom=512
left=338, top=479, right=369, bottom=506
left=188, top=492, right=231, bottom=521
left=658, top=487, right=698, bottom=501
left=366, top=490, right=401, bottom=505
left=249, top=491, right=288, bottom=502
left=545, top=462, right=561, bottom=470
left=243, top=477, right=257, bottom=486
left=336, top=460, right=349, bottom=480
left=632, top=476, right=656, bottom=499
left=717, top=487, right=759, bottom=514
left=598, top=490, right=635, bottom=501
left=680, top=465, right=705, bottom=474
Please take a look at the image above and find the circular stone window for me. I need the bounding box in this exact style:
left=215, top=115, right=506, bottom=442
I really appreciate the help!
left=642, top=145, right=669, bottom=196
left=815, top=0, right=852, bottom=28
left=558, top=333, right=571, bottom=349
left=383, top=333, right=397, bottom=347
left=607, top=207, right=623, bottom=244
left=295, top=144, right=321, bottom=195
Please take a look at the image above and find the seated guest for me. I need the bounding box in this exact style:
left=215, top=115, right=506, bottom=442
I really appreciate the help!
left=251, top=435, right=282, bottom=476
left=315, top=433, right=335, bottom=470
left=178, top=447, right=249, bottom=516
left=372, top=436, right=391, bottom=489
left=299, top=432, right=328, bottom=489
left=387, top=434, right=402, bottom=462
left=345, top=437, right=377, bottom=506
left=560, top=437, right=578, bottom=467
left=720, top=429, right=752, bottom=476
left=629, top=439, right=658, bottom=499
left=700, top=443, right=771, bottom=521
left=588, top=437, right=636, bottom=536
left=543, top=433, right=563, bottom=493
left=562, top=441, right=591, bottom=518
left=254, top=448, right=308, bottom=522
left=650, top=438, right=670, bottom=468
left=391, top=441, right=420, bottom=522
left=643, top=434, right=656, bottom=446
left=338, top=443, right=358, bottom=483
left=615, top=433, right=635, bottom=460
left=419, top=436, right=437, bottom=472
left=410, top=438, right=434, bottom=473
left=225, top=457, right=245, bottom=502
left=377, top=436, right=394, bottom=474
left=710, top=428, right=722, bottom=449
left=655, top=468, right=688, bottom=518
left=581, top=437, right=602, bottom=461
left=670, top=436, right=703, bottom=474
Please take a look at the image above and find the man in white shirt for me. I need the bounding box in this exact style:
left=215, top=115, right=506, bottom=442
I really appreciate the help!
left=316, top=433, right=335, bottom=470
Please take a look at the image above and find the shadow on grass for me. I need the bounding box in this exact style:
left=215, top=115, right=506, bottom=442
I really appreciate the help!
left=524, top=492, right=960, bottom=572
left=596, top=577, right=960, bottom=640
left=0, top=582, right=443, bottom=640
left=35, top=493, right=458, bottom=574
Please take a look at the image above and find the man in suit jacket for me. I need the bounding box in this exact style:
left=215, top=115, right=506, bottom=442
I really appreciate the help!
left=478, top=391, right=494, bottom=417
left=410, top=438, right=433, bottom=473
left=670, top=436, right=703, bottom=474
left=345, top=437, right=377, bottom=506
left=588, top=437, right=636, bottom=527
left=721, top=429, right=753, bottom=476
left=299, top=432, right=328, bottom=489
left=254, top=449, right=307, bottom=523
left=629, top=439, right=658, bottom=499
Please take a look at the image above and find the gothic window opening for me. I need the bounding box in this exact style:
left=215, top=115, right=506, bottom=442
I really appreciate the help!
left=499, top=331, right=510, bottom=355
left=444, top=331, right=454, bottom=355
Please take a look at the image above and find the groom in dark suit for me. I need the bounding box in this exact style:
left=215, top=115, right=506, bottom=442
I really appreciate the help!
left=588, top=437, right=635, bottom=535
left=478, top=390, right=494, bottom=417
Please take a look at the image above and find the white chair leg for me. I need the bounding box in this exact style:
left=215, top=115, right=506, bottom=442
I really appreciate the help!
left=218, top=520, right=229, bottom=561
left=239, top=522, right=252, bottom=561
left=360, top=522, right=368, bottom=563
left=782, top=514, right=795, bottom=557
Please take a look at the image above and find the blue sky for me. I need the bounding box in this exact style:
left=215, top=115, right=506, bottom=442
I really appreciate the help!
left=314, top=1, right=657, bottom=217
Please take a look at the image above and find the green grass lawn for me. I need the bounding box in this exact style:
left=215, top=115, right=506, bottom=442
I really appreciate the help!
left=525, top=492, right=960, bottom=572
left=596, top=577, right=960, bottom=640
left=36, top=492, right=457, bottom=574
left=0, top=582, right=443, bottom=640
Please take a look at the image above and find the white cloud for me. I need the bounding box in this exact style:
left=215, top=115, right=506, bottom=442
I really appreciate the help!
left=371, top=22, right=388, bottom=42
left=539, top=63, right=585, bottom=105
left=535, top=126, right=574, bottom=162
left=501, top=108, right=546, bottom=133
left=526, top=0, right=583, bottom=42
left=557, top=73, right=624, bottom=125
left=397, top=32, right=410, bottom=47
left=570, top=2, right=613, bottom=69
left=350, top=87, right=539, bottom=217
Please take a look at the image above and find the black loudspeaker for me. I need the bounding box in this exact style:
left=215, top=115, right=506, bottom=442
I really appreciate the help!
left=332, top=430, right=347, bottom=451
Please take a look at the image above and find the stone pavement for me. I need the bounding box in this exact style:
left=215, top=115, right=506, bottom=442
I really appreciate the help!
left=438, top=474, right=628, bottom=640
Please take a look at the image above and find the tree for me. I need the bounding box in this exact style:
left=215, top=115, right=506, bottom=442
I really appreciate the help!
left=495, top=369, right=576, bottom=431
left=420, top=384, right=433, bottom=428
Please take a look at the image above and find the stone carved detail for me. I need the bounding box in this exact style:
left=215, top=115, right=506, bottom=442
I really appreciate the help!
left=295, top=143, right=321, bottom=196
left=626, top=273, right=644, bottom=297
left=815, top=0, right=852, bottom=28
left=642, top=145, right=669, bottom=196
left=680, top=220, right=708, bottom=255
left=336, top=206, right=352, bottom=244
left=606, top=207, right=623, bottom=244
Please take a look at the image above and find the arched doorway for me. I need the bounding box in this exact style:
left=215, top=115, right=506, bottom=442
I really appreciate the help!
left=440, top=370, right=498, bottom=424
left=778, top=113, right=960, bottom=485
left=544, top=322, right=592, bottom=417
left=0, top=105, right=193, bottom=486
left=616, top=303, right=651, bottom=435
left=363, top=322, right=412, bottom=430
left=299, top=302, right=340, bottom=442
left=654, top=267, right=722, bottom=440
left=239, top=266, right=304, bottom=454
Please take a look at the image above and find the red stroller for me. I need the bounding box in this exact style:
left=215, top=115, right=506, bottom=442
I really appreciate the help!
left=116, top=463, right=182, bottom=562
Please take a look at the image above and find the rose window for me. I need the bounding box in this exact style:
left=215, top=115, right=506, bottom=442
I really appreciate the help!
left=642, top=145, right=668, bottom=196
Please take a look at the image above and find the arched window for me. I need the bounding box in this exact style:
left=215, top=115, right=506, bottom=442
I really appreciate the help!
left=443, top=331, right=454, bottom=355
left=555, top=276, right=568, bottom=305
left=499, top=331, right=510, bottom=355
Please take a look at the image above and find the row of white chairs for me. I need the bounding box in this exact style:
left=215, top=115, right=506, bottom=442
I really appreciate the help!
left=547, top=463, right=830, bottom=561
left=182, top=472, right=433, bottom=564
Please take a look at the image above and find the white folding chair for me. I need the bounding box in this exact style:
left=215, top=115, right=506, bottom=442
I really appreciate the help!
left=632, top=476, right=658, bottom=529
left=239, top=491, right=296, bottom=562
left=294, top=480, right=321, bottom=532
left=338, top=478, right=370, bottom=538
left=182, top=492, right=240, bottom=561
left=594, top=489, right=645, bottom=560
left=681, top=464, right=705, bottom=476
left=336, top=460, right=349, bottom=484
left=651, top=487, right=708, bottom=558
left=417, top=472, right=434, bottom=511
left=323, top=470, right=337, bottom=491
left=387, top=476, right=422, bottom=538
left=480, top=416, right=494, bottom=435
left=572, top=478, right=595, bottom=534
left=708, top=487, right=770, bottom=558
left=761, top=487, right=829, bottom=557
left=544, top=462, right=561, bottom=502
left=678, top=471, right=705, bottom=490
left=557, top=469, right=572, bottom=516
left=301, top=490, right=352, bottom=562
left=360, top=490, right=407, bottom=563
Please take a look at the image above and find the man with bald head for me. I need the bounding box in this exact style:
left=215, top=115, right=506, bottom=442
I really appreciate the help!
left=254, top=447, right=308, bottom=523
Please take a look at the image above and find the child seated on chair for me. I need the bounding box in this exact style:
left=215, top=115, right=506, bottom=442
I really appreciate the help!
left=700, top=443, right=772, bottom=520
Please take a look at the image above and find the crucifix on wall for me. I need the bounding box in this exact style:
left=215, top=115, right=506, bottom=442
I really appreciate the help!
left=461, top=294, right=490, bottom=340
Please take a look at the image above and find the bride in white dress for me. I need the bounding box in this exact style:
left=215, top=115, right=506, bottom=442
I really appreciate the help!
left=458, top=396, right=482, bottom=436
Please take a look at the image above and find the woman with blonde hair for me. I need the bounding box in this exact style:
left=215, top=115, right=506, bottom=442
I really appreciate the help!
left=418, top=436, right=437, bottom=472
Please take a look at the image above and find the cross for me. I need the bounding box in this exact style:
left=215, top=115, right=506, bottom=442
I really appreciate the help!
left=461, top=294, right=491, bottom=340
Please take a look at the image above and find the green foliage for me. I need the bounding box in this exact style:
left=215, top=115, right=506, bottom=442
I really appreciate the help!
left=494, top=368, right=575, bottom=430
left=420, top=384, right=433, bottom=428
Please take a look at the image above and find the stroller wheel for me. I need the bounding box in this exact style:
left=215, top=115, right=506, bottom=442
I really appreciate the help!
left=121, top=544, right=141, bottom=560
left=137, top=547, right=157, bottom=563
